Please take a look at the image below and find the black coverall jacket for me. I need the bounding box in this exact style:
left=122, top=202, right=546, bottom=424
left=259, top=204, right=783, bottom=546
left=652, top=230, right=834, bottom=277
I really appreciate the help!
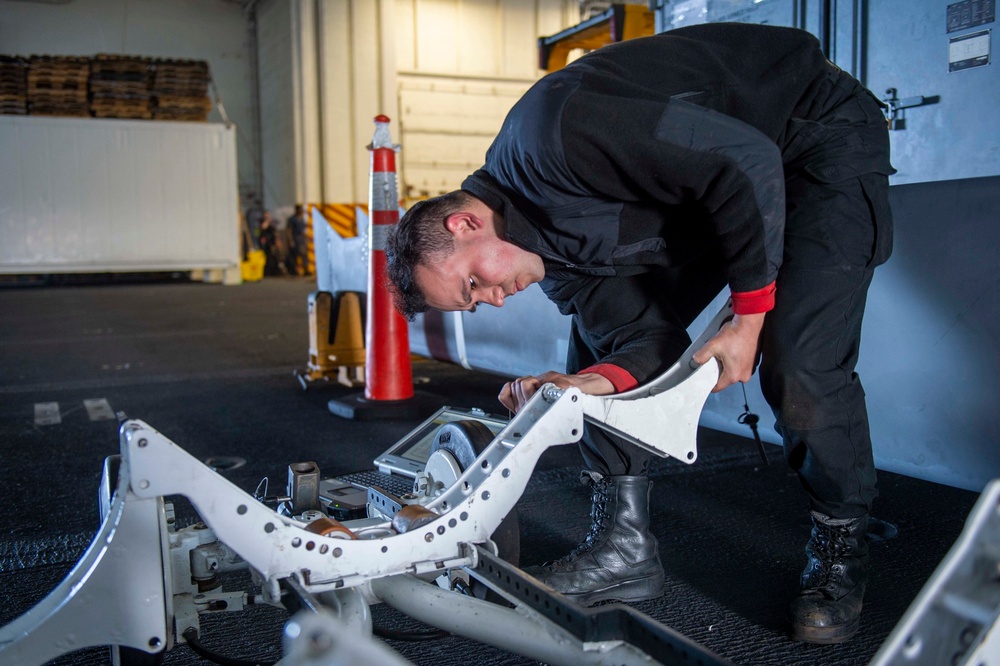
left=462, top=23, right=894, bottom=516
left=464, top=23, right=892, bottom=381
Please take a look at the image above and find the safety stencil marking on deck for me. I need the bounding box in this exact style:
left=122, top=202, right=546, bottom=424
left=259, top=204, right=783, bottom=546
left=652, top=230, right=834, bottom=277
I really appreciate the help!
left=84, top=398, right=115, bottom=421
left=34, top=402, right=61, bottom=426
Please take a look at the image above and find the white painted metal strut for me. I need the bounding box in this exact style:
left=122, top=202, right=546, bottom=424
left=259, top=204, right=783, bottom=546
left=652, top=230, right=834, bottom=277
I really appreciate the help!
left=574, top=300, right=731, bottom=464
left=371, top=574, right=660, bottom=666
left=0, top=456, right=171, bottom=665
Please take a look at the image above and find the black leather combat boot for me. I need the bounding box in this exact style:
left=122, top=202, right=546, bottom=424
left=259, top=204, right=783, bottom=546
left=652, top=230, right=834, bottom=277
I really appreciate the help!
left=789, top=511, right=870, bottom=644
left=529, top=471, right=664, bottom=606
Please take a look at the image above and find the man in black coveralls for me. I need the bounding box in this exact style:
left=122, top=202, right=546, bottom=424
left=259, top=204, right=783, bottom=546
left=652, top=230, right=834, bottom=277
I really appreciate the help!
left=385, top=22, right=894, bottom=644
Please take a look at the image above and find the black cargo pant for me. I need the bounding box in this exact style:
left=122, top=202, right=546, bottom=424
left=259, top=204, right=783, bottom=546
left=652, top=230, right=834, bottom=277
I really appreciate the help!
left=570, top=71, right=894, bottom=520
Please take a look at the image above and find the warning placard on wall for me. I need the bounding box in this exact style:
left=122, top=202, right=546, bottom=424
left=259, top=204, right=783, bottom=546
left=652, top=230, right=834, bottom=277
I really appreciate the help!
left=949, top=29, right=991, bottom=71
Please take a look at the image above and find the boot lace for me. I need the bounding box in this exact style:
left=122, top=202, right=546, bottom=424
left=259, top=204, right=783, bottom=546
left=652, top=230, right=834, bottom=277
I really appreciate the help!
left=808, top=521, right=852, bottom=591
left=553, top=480, right=612, bottom=564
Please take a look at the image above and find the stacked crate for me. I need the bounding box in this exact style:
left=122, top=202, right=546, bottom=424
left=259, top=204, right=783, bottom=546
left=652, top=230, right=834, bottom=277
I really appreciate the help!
left=27, top=56, right=90, bottom=117
left=151, top=59, right=212, bottom=122
left=0, top=56, right=29, bottom=115
left=89, top=54, right=153, bottom=120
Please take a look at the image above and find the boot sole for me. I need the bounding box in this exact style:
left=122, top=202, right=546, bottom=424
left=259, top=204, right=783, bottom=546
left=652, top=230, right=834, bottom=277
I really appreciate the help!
left=789, top=617, right=860, bottom=645
left=565, top=575, right=665, bottom=607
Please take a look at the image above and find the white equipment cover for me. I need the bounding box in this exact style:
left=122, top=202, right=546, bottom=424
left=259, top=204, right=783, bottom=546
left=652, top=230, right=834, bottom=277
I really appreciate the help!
left=0, top=115, right=240, bottom=275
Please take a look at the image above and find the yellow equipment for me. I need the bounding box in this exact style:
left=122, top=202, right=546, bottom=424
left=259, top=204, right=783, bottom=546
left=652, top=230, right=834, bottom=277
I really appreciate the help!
left=297, top=290, right=366, bottom=389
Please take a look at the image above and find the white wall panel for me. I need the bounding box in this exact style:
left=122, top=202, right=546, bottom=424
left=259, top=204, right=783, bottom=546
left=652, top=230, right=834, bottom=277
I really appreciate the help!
left=0, top=116, right=239, bottom=274
left=394, top=0, right=418, bottom=72
left=398, top=79, right=525, bottom=132
left=259, top=0, right=401, bottom=211
left=536, top=0, right=577, bottom=38
left=397, top=77, right=529, bottom=197
left=388, top=0, right=575, bottom=197
left=257, top=0, right=298, bottom=212
left=318, top=0, right=359, bottom=204
left=397, top=0, right=575, bottom=79
left=500, top=0, right=542, bottom=76
left=457, top=0, right=500, bottom=76
left=412, top=1, right=461, bottom=73
left=292, top=0, right=324, bottom=205
left=350, top=1, right=394, bottom=204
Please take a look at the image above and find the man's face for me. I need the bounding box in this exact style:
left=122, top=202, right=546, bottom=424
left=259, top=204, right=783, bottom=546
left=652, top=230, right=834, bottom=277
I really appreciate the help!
left=415, top=232, right=544, bottom=313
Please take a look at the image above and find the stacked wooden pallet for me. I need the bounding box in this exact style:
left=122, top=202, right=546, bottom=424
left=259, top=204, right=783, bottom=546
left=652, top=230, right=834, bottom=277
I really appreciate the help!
left=0, top=56, right=29, bottom=115
left=27, top=56, right=90, bottom=117
left=0, top=53, right=216, bottom=122
left=89, top=54, right=153, bottom=120
left=151, top=59, right=212, bottom=122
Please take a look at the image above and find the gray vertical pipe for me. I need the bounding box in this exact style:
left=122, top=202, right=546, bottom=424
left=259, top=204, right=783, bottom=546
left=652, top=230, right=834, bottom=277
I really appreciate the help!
left=818, top=0, right=832, bottom=59
left=853, top=0, right=868, bottom=85
left=245, top=1, right=265, bottom=208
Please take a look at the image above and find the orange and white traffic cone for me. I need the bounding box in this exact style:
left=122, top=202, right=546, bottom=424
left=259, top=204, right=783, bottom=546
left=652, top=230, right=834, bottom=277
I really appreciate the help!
left=328, top=116, right=437, bottom=420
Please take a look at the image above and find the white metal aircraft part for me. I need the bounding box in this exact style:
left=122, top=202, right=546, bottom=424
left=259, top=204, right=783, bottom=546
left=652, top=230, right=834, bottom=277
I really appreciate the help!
left=870, top=478, right=1000, bottom=666
left=371, top=574, right=660, bottom=666
left=283, top=607, right=414, bottom=666
left=0, top=456, right=171, bottom=665
left=564, top=300, right=730, bottom=464
left=118, top=304, right=728, bottom=596
left=0, top=302, right=731, bottom=665
left=119, top=393, right=583, bottom=597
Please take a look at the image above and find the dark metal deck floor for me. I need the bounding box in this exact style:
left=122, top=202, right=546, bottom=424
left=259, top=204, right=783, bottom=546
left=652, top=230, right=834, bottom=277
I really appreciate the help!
left=0, top=278, right=980, bottom=665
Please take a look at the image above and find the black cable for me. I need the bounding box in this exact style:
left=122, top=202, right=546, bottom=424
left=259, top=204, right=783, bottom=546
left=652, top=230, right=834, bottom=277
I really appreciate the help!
left=373, top=625, right=452, bottom=642
left=182, top=628, right=275, bottom=666
left=739, top=382, right=769, bottom=465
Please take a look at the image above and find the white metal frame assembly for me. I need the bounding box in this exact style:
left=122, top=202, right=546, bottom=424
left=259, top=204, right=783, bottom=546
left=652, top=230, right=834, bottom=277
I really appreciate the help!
left=0, top=305, right=737, bottom=666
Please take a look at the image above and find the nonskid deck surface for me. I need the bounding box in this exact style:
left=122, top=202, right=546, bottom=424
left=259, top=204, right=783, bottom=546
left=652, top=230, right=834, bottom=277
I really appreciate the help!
left=0, top=278, right=978, bottom=665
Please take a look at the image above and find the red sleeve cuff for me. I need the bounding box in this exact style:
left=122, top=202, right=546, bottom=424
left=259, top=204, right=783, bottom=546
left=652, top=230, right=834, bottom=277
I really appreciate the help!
left=731, top=281, right=776, bottom=315
left=577, top=363, right=639, bottom=393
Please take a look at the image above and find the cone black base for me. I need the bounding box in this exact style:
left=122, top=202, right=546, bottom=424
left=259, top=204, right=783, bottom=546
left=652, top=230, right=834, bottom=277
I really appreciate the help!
left=327, top=390, right=441, bottom=421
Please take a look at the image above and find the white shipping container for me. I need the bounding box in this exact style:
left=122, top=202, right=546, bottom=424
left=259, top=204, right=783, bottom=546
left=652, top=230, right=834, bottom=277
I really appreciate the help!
left=0, top=116, right=240, bottom=278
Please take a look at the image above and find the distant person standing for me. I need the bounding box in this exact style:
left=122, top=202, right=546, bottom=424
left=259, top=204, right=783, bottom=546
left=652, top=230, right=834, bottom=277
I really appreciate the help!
left=257, top=210, right=283, bottom=276
left=245, top=198, right=265, bottom=249
left=286, top=204, right=310, bottom=276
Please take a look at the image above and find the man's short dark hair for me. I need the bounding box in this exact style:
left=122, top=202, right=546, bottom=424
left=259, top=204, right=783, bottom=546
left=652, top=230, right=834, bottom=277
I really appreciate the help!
left=386, top=190, right=475, bottom=320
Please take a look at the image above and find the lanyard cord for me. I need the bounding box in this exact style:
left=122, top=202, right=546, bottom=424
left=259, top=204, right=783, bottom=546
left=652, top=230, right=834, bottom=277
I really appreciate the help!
left=739, top=382, right=769, bottom=465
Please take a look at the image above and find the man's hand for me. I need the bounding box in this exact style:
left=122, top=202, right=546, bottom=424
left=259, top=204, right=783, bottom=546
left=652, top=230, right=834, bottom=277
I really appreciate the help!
left=498, top=371, right=615, bottom=413
left=692, top=312, right=766, bottom=392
